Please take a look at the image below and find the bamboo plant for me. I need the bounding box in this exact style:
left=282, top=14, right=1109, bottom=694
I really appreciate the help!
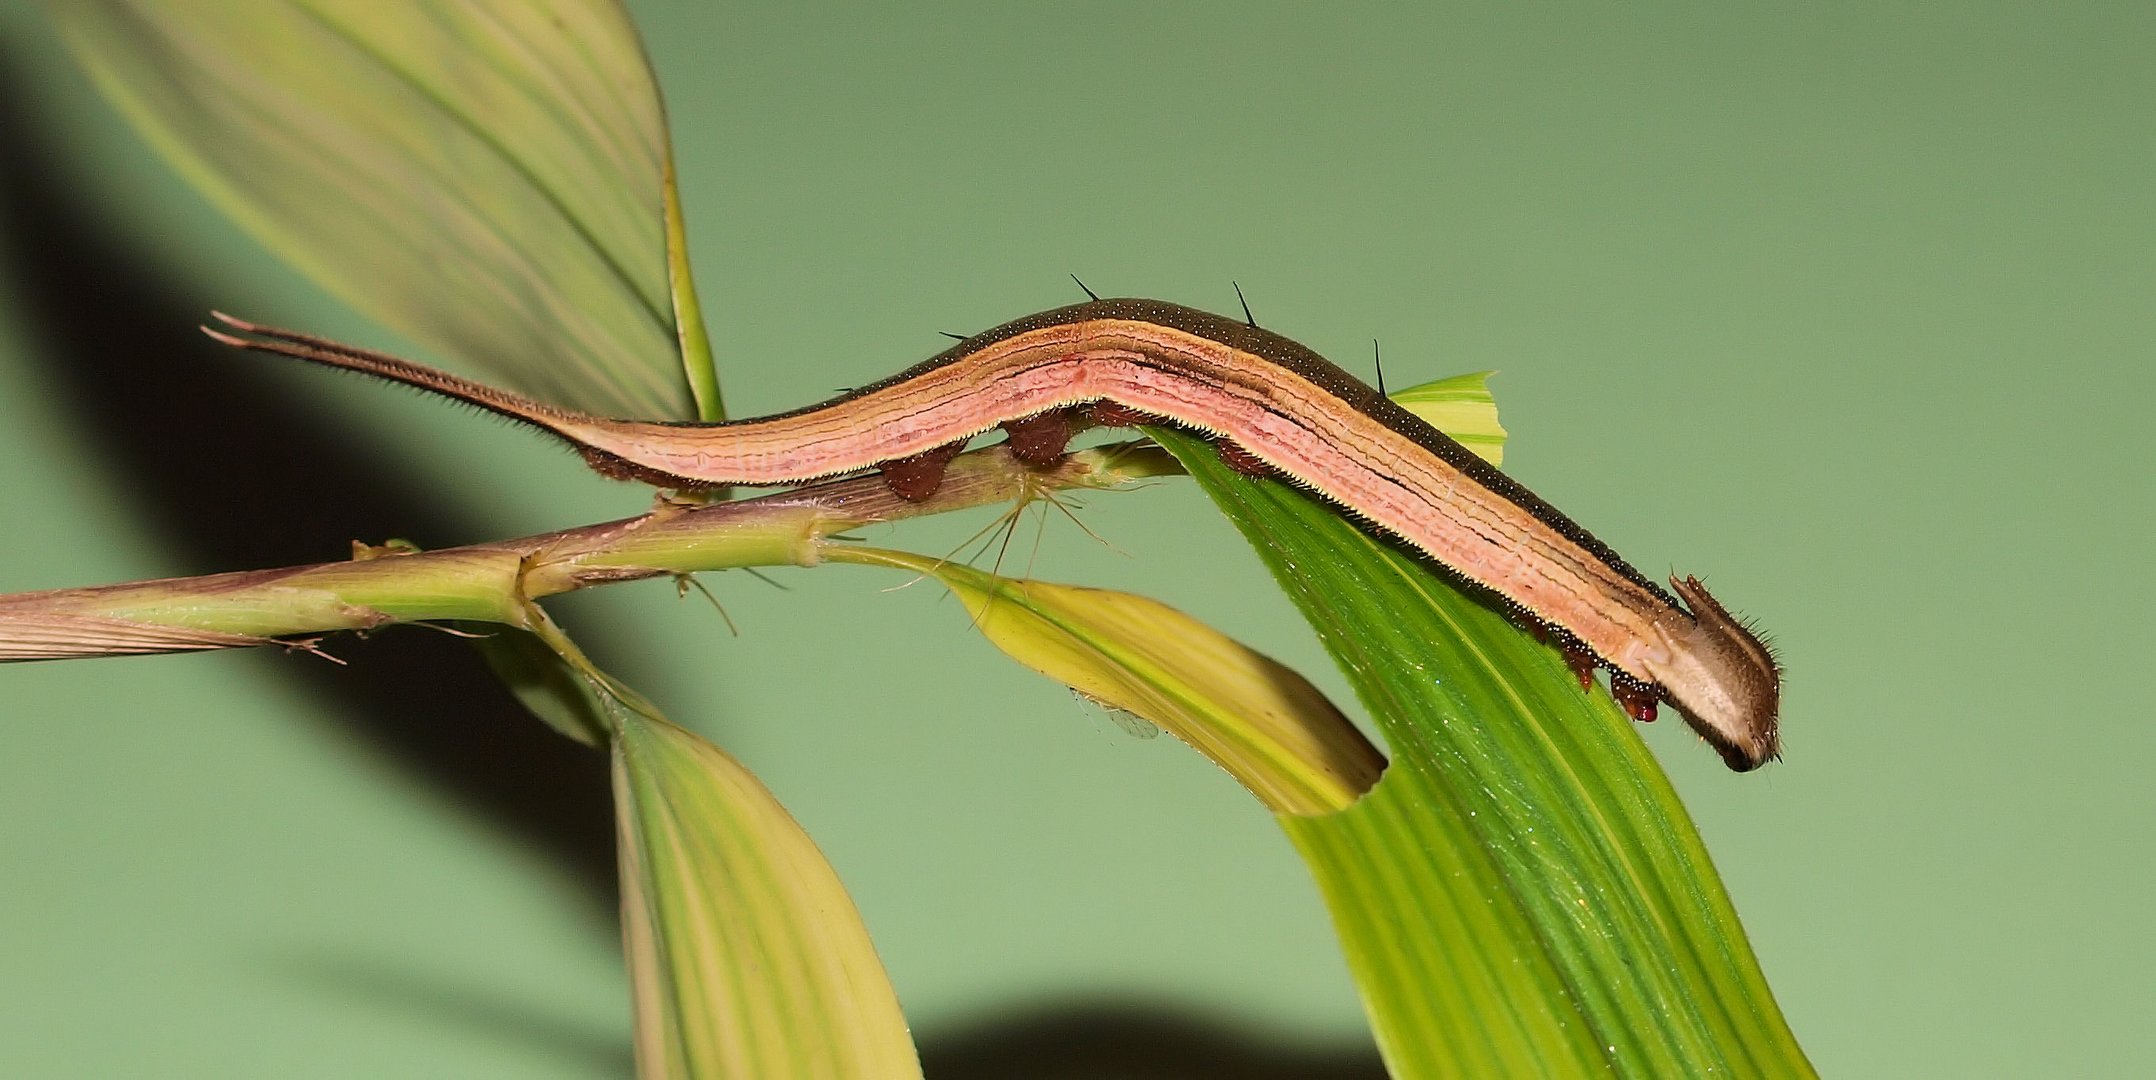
left=7, top=3, right=1813, bottom=1077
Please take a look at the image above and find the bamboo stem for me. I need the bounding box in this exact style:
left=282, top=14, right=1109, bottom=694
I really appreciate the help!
left=0, top=444, right=1177, bottom=662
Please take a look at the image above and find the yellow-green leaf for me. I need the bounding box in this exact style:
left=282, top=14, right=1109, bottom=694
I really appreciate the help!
left=828, top=548, right=1383, bottom=816
left=518, top=617, right=918, bottom=1080
left=613, top=709, right=918, bottom=1080
left=53, top=0, right=720, bottom=419
left=1390, top=371, right=1507, bottom=466
left=1156, top=424, right=1813, bottom=1078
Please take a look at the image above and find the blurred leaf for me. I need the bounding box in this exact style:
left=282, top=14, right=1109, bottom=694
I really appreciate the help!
left=1390, top=371, right=1506, bottom=466
left=1155, top=426, right=1813, bottom=1078
left=461, top=623, right=608, bottom=747
left=54, top=0, right=719, bottom=419
left=519, top=614, right=920, bottom=1080
left=662, top=157, right=723, bottom=420
left=612, top=707, right=919, bottom=1080
left=832, top=548, right=1383, bottom=815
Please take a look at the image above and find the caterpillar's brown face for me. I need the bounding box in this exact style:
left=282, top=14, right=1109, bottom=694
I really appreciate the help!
left=1646, top=576, right=1782, bottom=772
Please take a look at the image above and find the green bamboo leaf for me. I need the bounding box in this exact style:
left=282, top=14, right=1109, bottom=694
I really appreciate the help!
left=1154, top=426, right=1814, bottom=1078
left=1390, top=371, right=1507, bottom=466
left=612, top=709, right=919, bottom=1080
left=519, top=616, right=920, bottom=1080
left=828, top=548, right=1385, bottom=815
left=53, top=0, right=720, bottom=419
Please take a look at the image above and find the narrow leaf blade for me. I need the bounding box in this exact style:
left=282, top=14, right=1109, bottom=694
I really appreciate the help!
left=831, top=548, right=1383, bottom=815
left=1285, top=763, right=1611, bottom=1077
left=613, top=709, right=920, bottom=1080
left=1155, top=425, right=1814, bottom=1078
left=513, top=617, right=919, bottom=1079
left=1390, top=371, right=1507, bottom=465
left=54, top=0, right=711, bottom=418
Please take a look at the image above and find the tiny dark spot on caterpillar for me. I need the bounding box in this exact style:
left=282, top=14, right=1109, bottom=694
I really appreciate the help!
left=1216, top=438, right=1275, bottom=477
left=879, top=441, right=967, bottom=501
left=1001, top=408, right=1076, bottom=466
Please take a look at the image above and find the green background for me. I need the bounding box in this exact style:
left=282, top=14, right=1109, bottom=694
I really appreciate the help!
left=2, top=3, right=2149, bottom=1076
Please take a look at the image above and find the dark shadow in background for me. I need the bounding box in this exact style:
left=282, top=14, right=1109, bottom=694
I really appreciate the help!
left=277, top=950, right=1389, bottom=1080
left=0, top=47, right=1387, bottom=1079
left=0, top=51, right=621, bottom=924
left=921, top=1003, right=1390, bottom=1080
